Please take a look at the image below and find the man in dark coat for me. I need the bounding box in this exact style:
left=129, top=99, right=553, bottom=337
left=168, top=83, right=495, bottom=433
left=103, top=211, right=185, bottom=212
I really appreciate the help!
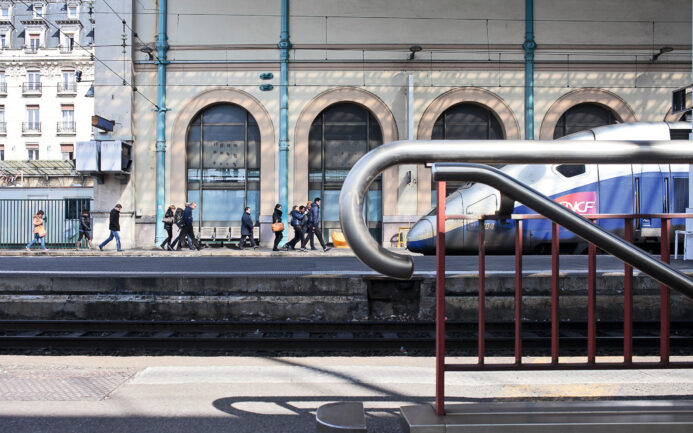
left=182, top=202, right=200, bottom=251
left=99, top=204, right=122, bottom=251
left=239, top=206, right=257, bottom=250
left=305, top=197, right=330, bottom=252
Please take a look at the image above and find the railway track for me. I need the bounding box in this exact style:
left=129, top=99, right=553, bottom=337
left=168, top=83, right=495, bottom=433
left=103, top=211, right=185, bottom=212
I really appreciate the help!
left=0, top=320, right=691, bottom=356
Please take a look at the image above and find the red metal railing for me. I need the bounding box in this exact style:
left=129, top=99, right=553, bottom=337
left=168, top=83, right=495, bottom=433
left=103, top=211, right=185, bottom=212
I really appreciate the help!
left=434, top=180, right=693, bottom=415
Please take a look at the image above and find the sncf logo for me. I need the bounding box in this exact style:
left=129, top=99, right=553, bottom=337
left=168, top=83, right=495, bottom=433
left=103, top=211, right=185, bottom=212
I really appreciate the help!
left=554, top=191, right=597, bottom=214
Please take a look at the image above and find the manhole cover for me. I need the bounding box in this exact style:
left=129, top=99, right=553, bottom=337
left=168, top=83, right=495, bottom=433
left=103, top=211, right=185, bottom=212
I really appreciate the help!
left=0, top=366, right=134, bottom=401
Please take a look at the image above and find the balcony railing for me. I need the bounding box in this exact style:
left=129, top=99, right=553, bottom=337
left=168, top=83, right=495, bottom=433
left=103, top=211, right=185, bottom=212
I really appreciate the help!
left=0, top=82, right=6, bottom=96
left=56, top=121, right=75, bottom=134
left=57, top=81, right=76, bottom=94
left=0, top=122, right=6, bottom=134
left=59, top=45, right=73, bottom=54
left=22, top=82, right=42, bottom=95
left=24, top=45, right=40, bottom=54
left=22, top=122, right=41, bottom=134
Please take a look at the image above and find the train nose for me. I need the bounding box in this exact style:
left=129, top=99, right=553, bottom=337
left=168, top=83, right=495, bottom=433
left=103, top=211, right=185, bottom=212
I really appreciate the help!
left=406, top=217, right=435, bottom=253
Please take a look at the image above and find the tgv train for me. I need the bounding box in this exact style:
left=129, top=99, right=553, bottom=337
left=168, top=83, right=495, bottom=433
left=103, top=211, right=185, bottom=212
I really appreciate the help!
left=406, top=122, right=692, bottom=254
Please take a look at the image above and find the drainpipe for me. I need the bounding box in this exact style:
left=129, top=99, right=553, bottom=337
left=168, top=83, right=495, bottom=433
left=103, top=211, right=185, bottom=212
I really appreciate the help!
left=155, top=0, right=169, bottom=244
left=523, top=0, right=536, bottom=139
left=278, top=0, right=291, bottom=238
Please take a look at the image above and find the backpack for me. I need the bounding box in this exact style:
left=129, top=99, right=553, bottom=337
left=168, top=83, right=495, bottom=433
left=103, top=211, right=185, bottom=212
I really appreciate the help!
left=175, top=209, right=185, bottom=228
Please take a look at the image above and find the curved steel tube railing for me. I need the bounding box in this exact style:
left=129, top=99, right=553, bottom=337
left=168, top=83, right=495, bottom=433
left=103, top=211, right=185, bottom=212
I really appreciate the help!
left=339, top=139, right=693, bottom=282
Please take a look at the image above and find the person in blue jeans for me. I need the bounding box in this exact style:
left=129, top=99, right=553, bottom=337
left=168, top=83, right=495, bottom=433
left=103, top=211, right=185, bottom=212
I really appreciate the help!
left=25, top=210, right=47, bottom=252
left=99, top=204, right=122, bottom=251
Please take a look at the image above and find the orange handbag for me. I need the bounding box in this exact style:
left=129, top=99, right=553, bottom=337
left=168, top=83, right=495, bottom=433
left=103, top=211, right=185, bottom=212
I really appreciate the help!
left=271, top=222, right=284, bottom=232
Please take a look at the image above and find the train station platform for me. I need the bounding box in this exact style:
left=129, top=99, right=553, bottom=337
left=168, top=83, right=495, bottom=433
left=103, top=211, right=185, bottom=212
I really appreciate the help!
left=1, top=355, right=692, bottom=433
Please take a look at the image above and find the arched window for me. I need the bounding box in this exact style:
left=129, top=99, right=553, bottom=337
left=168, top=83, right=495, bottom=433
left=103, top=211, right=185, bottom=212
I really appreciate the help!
left=431, top=103, right=504, bottom=201
left=186, top=104, right=260, bottom=229
left=553, top=103, right=619, bottom=139
left=308, top=103, right=383, bottom=242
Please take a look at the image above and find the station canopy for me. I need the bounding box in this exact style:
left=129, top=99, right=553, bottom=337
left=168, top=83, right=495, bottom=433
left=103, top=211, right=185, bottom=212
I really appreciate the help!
left=0, top=160, right=76, bottom=177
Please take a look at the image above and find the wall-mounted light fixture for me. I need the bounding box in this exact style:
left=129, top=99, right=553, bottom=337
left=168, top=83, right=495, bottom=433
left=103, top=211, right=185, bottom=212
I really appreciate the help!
left=652, top=46, right=673, bottom=62
left=139, top=45, right=154, bottom=61
left=409, top=45, right=422, bottom=60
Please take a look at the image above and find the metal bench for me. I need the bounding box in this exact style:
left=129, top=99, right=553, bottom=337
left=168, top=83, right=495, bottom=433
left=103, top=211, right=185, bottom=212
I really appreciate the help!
left=197, top=227, right=215, bottom=244
left=214, top=227, right=230, bottom=243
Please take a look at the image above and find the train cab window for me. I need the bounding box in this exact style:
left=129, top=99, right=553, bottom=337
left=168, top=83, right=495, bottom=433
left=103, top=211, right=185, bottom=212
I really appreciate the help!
left=556, top=164, right=586, bottom=177
left=553, top=103, right=619, bottom=139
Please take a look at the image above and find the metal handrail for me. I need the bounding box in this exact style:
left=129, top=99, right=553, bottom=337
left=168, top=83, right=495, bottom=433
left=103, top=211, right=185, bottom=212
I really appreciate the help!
left=339, top=139, right=693, bottom=280
left=431, top=163, right=693, bottom=299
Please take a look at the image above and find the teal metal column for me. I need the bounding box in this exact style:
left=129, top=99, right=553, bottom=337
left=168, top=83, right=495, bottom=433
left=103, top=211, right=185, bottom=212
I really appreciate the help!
left=155, top=0, right=169, bottom=244
left=278, top=0, right=291, bottom=238
left=523, top=0, right=536, bottom=139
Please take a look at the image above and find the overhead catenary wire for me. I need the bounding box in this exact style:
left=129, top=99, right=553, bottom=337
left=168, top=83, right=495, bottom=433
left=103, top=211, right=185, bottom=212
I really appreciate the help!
left=14, top=0, right=160, bottom=110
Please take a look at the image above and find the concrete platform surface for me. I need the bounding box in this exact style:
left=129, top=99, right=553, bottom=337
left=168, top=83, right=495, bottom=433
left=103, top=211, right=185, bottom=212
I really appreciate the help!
left=1, top=254, right=692, bottom=278
left=1, top=355, right=693, bottom=433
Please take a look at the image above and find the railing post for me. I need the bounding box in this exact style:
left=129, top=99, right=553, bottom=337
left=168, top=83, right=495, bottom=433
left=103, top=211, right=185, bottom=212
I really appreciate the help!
left=435, top=181, right=446, bottom=416
left=515, top=219, right=523, bottom=365
left=551, top=221, right=560, bottom=364
left=624, top=217, right=634, bottom=364
left=588, top=219, right=597, bottom=364
left=478, top=218, right=486, bottom=365
left=660, top=217, right=671, bottom=364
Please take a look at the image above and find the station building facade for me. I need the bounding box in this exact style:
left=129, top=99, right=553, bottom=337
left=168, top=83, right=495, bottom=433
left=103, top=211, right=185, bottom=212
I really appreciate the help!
left=93, top=0, right=692, bottom=248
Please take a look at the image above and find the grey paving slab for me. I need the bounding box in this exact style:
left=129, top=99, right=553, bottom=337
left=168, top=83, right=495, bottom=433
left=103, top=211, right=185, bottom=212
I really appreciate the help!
left=0, top=356, right=692, bottom=433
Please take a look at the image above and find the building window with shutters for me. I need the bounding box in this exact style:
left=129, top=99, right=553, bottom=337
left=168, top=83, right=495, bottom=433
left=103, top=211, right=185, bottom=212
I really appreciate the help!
left=0, top=105, right=5, bottom=134
left=59, top=105, right=75, bottom=134
left=0, top=144, right=4, bottom=161
left=24, top=105, right=40, bottom=134
left=61, top=143, right=74, bottom=161
left=26, top=143, right=38, bottom=160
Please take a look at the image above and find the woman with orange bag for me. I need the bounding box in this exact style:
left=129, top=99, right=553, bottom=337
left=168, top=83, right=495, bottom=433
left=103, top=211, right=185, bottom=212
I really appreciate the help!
left=25, top=210, right=47, bottom=252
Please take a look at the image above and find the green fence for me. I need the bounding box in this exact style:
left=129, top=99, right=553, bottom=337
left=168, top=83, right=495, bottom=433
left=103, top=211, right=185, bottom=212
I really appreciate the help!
left=0, top=198, right=93, bottom=249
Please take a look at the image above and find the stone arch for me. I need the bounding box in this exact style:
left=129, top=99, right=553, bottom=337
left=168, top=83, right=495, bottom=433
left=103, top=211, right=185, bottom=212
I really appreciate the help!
left=539, top=88, right=637, bottom=139
left=293, top=87, right=399, bottom=213
left=417, top=87, right=521, bottom=140
left=169, top=87, right=275, bottom=216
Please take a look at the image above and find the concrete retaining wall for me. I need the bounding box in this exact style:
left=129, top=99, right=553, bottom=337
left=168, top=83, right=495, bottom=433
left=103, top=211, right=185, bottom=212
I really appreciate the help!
left=1, top=273, right=692, bottom=322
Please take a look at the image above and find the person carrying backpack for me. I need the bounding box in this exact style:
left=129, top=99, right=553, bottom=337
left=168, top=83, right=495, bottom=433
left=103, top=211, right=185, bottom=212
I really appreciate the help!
left=160, top=204, right=176, bottom=251
left=170, top=206, right=187, bottom=251
left=76, top=208, right=93, bottom=250
left=285, top=205, right=307, bottom=251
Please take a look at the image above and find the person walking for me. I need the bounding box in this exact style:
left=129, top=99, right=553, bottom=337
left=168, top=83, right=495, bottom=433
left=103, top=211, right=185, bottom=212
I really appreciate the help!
left=182, top=202, right=200, bottom=251
left=170, top=206, right=187, bottom=251
left=272, top=203, right=284, bottom=251
left=306, top=197, right=330, bottom=252
left=99, top=204, right=122, bottom=252
left=160, top=204, right=176, bottom=250
left=76, top=208, right=93, bottom=250
left=238, top=206, right=257, bottom=250
left=25, top=210, right=47, bottom=252
left=285, top=205, right=307, bottom=251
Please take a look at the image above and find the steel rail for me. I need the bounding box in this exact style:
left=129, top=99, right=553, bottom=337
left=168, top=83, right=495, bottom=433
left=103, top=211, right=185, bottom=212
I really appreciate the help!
left=339, top=139, right=693, bottom=280
left=431, top=163, right=693, bottom=299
